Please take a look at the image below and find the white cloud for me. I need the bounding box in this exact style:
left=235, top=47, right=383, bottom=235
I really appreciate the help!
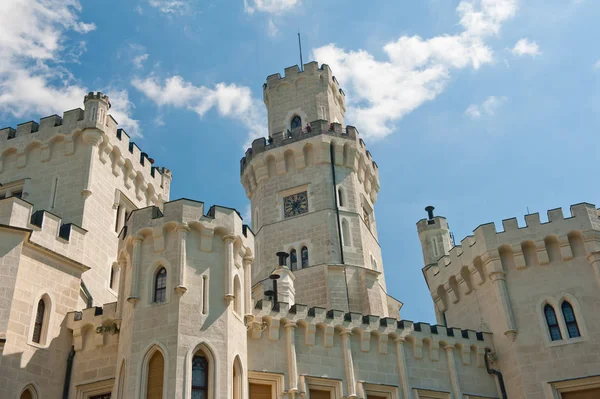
left=148, top=0, right=190, bottom=14
left=105, top=89, right=142, bottom=138
left=133, top=53, right=150, bottom=69
left=511, top=38, right=541, bottom=56
left=593, top=60, right=600, bottom=70
left=465, top=96, right=507, bottom=119
left=312, top=0, right=518, bottom=139
left=132, top=75, right=266, bottom=144
left=267, top=19, right=279, bottom=37
left=244, top=0, right=299, bottom=14
left=0, top=0, right=140, bottom=136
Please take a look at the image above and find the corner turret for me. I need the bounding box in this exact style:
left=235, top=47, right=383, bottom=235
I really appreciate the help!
left=417, top=206, right=453, bottom=266
left=83, top=91, right=111, bottom=131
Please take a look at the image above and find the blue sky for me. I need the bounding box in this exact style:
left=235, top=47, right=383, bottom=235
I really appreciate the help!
left=1, top=0, right=599, bottom=323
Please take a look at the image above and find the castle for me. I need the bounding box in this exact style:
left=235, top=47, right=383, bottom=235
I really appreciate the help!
left=0, top=61, right=598, bottom=399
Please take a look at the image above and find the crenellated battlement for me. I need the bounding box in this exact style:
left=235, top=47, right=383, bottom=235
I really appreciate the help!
left=120, top=198, right=254, bottom=255
left=240, top=121, right=380, bottom=203
left=0, top=94, right=171, bottom=205
left=264, top=62, right=345, bottom=100
left=66, top=302, right=118, bottom=351
left=0, top=196, right=87, bottom=264
left=250, top=299, right=492, bottom=366
left=84, top=91, right=110, bottom=105
left=424, top=203, right=600, bottom=311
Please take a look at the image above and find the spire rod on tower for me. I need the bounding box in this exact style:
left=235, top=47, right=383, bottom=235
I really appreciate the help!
left=298, top=30, right=304, bottom=71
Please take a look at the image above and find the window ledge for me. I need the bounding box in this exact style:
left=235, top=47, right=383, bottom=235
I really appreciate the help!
left=148, top=300, right=169, bottom=308
left=27, top=341, right=49, bottom=350
left=545, top=335, right=588, bottom=348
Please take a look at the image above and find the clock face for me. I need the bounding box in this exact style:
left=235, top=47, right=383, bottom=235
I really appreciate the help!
left=283, top=191, right=308, bottom=218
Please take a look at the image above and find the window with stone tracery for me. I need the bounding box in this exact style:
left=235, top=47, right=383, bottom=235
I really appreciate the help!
left=154, top=267, right=167, bottom=303
left=191, top=354, right=209, bottom=398
left=561, top=301, right=581, bottom=338
left=544, top=304, right=562, bottom=341
left=363, top=207, right=371, bottom=231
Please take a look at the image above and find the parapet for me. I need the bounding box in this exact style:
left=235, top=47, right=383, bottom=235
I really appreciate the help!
left=120, top=198, right=254, bottom=255
left=240, top=121, right=380, bottom=203
left=424, top=202, right=600, bottom=309
left=84, top=91, right=110, bottom=106
left=250, top=299, right=492, bottom=366
left=0, top=93, right=170, bottom=205
left=0, top=196, right=87, bottom=264
left=66, top=302, right=119, bottom=351
left=264, top=62, right=344, bottom=98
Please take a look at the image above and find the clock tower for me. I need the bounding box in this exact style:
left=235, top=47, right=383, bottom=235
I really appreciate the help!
left=240, top=62, right=401, bottom=317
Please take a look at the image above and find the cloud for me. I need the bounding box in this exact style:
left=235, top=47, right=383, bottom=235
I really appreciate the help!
left=267, top=19, right=279, bottom=37
left=105, top=89, right=142, bottom=137
left=244, top=0, right=299, bottom=14
left=312, top=0, right=518, bottom=139
left=465, top=96, right=507, bottom=119
left=148, top=0, right=190, bottom=14
left=511, top=38, right=541, bottom=56
left=593, top=60, right=600, bottom=70
left=132, top=75, right=266, bottom=144
left=133, top=53, right=150, bottom=69
left=0, top=0, right=140, bottom=136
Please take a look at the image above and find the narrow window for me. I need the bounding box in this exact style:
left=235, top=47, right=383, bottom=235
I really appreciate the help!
left=110, top=267, right=115, bottom=291
left=301, top=246, right=309, bottom=268
left=291, top=115, right=302, bottom=129
left=337, top=188, right=344, bottom=207
left=202, top=275, right=208, bottom=315
left=32, top=299, right=45, bottom=343
left=561, top=301, right=581, bottom=338
left=192, top=353, right=209, bottom=397
left=233, top=276, right=242, bottom=315
left=50, top=176, right=59, bottom=209
left=342, top=219, right=351, bottom=247
left=154, top=268, right=167, bottom=303
left=290, top=249, right=298, bottom=271
left=544, top=304, right=562, bottom=341
left=115, top=205, right=121, bottom=233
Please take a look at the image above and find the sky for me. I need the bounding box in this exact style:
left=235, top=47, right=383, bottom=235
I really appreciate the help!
left=1, top=0, right=599, bottom=323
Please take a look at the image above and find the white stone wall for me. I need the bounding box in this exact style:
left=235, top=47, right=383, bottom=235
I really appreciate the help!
left=0, top=239, right=84, bottom=398
left=422, top=204, right=600, bottom=399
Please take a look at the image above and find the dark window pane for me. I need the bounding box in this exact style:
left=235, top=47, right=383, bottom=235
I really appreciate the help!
left=290, top=250, right=297, bottom=270
left=301, top=247, right=309, bottom=268
left=544, top=304, right=562, bottom=341
left=291, top=116, right=302, bottom=129
left=561, top=302, right=581, bottom=338
left=32, top=299, right=45, bottom=343
left=154, top=268, right=167, bottom=303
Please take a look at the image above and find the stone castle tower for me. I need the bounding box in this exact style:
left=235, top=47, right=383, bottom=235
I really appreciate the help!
left=241, top=62, right=401, bottom=317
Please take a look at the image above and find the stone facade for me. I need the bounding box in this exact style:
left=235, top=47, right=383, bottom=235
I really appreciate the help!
left=0, top=62, right=597, bottom=399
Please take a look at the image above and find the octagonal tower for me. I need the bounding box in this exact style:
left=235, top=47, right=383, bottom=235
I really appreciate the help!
left=240, top=62, right=401, bottom=317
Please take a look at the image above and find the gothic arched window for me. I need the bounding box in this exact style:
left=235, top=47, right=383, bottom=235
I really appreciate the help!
left=301, top=246, right=309, bottom=268
left=544, top=304, right=562, bottom=341
left=32, top=299, right=45, bottom=344
left=192, top=354, right=209, bottom=398
left=291, top=115, right=302, bottom=129
left=561, top=301, right=581, bottom=338
left=154, top=267, right=167, bottom=303
left=290, top=249, right=298, bottom=271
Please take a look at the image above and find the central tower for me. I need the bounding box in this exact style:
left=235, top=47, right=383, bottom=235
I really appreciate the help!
left=241, top=62, right=401, bottom=317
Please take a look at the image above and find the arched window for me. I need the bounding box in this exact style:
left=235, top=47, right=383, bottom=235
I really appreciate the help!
left=147, top=350, right=165, bottom=399
left=290, top=249, right=298, bottom=271
left=233, top=356, right=243, bottom=399
left=192, top=353, right=209, bottom=398
left=544, top=304, right=562, bottom=341
left=110, top=263, right=119, bottom=292
left=291, top=115, right=302, bottom=129
left=301, top=246, right=309, bottom=268
left=561, top=301, right=581, bottom=338
left=32, top=299, right=45, bottom=343
left=20, top=385, right=37, bottom=399
left=117, top=360, right=126, bottom=399
left=154, top=268, right=167, bottom=303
